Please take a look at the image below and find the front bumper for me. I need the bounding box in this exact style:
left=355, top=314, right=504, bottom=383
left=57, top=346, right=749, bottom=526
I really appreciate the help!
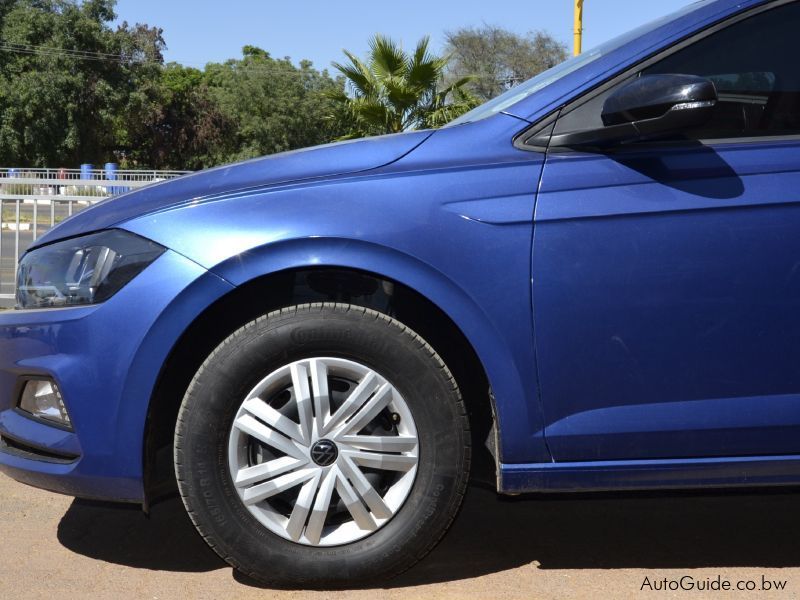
left=0, top=248, right=233, bottom=502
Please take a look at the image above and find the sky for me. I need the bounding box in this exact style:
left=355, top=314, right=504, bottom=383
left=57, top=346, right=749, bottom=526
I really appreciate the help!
left=112, top=0, right=698, bottom=71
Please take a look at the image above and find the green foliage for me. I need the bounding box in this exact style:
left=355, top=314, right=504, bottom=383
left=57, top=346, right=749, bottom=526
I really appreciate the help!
left=329, top=35, right=478, bottom=138
left=0, top=1, right=348, bottom=169
left=444, top=26, right=569, bottom=101
left=0, top=0, right=165, bottom=167
left=203, top=48, right=350, bottom=163
left=0, top=3, right=566, bottom=168
left=119, top=62, right=234, bottom=170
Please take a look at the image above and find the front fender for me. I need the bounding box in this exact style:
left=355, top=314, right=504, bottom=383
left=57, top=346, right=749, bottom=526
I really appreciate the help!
left=120, top=145, right=549, bottom=464
left=204, top=236, right=548, bottom=464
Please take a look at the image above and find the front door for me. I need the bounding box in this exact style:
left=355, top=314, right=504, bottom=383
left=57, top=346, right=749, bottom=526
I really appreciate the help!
left=533, top=1, right=800, bottom=461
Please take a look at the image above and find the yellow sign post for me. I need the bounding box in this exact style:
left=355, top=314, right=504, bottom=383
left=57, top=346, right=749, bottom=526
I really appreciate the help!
left=574, top=0, right=584, bottom=56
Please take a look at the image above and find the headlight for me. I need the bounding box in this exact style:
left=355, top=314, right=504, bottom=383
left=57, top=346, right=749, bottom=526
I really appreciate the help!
left=16, top=229, right=165, bottom=309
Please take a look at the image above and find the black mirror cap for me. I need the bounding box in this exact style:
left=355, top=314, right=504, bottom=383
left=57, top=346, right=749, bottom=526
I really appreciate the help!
left=602, top=74, right=718, bottom=127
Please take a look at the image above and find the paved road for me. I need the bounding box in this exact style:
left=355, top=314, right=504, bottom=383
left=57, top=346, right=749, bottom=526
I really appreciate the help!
left=1, top=473, right=798, bottom=599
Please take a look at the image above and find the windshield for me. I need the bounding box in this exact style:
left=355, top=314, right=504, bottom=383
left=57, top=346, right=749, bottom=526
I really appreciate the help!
left=446, top=0, right=716, bottom=126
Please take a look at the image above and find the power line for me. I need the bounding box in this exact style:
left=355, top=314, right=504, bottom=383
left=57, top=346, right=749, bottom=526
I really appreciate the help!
left=6, top=42, right=134, bottom=60
left=0, top=42, right=151, bottom=64
left=0, top=43, right=337, bottom=77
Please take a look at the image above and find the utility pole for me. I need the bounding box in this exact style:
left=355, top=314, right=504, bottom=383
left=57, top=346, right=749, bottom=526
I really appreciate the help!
left=574, top=0, right=584, bottom=56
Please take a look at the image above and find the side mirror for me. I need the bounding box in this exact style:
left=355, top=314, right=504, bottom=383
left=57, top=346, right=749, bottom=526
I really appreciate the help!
left=547, top=74, right=718, bottom=149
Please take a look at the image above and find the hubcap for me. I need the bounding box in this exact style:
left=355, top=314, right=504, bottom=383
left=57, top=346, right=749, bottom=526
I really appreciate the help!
left=227, top=357, right=419, bottom=546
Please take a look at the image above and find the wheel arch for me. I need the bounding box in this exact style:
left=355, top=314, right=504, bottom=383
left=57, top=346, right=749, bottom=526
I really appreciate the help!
left=139, top=238, right=529, bottom=504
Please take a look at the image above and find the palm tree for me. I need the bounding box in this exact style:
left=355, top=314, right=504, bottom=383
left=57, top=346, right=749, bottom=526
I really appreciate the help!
left=330, top=35, right=478, bottom=138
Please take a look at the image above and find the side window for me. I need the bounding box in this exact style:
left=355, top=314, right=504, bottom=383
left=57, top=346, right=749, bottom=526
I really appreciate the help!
left=554, top=1, right=800, bottom=141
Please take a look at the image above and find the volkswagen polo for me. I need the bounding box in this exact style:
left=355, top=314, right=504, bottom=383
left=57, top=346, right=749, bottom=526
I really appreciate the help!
left=2, top=0, right=800, bottom=586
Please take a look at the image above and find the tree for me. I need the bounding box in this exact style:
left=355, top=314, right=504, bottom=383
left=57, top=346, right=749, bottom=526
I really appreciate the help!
left=202, top=46, right=351, bottom=163
left=329, top=35, right=478, bottom=138
left=0, top=3, right=348, bottom=169
left=444, top=26, right=569, bottom=101
left=0, top=3, right=568, bottom=170
left=118, top=63, right=234, bottom=170
left=0, top=0, right=165, bottom=167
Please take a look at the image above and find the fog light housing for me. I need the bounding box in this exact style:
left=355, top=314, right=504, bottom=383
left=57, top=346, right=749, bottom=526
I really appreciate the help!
left=18, top=379, right=72, bottom=429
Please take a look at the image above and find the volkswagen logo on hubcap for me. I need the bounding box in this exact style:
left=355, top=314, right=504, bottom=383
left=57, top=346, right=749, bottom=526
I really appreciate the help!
left=310, top=439, right=338, bottom=467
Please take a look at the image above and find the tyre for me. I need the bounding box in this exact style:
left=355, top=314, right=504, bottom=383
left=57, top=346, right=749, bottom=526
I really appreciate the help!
left=174, top=303, right=470, bottom=586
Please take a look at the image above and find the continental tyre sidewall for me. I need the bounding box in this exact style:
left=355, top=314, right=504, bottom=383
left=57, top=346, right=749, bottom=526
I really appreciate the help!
left=174, top=304, right=470, bottom=585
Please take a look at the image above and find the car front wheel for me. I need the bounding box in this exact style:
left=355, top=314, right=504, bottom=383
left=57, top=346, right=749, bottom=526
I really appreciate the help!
left=174, top=303, right=470, bottom=586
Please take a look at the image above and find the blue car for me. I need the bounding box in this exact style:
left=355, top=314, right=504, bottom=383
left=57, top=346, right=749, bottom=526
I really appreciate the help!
left=3, top=0, right=800, bottom=585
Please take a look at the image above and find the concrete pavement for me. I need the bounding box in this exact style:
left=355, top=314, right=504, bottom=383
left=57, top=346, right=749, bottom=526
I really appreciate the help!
left=1, top=472, right=798, bottom=599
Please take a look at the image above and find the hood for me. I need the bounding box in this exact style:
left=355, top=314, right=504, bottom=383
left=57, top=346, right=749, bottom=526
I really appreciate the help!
left=32, top=129, right=434, bottom=249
